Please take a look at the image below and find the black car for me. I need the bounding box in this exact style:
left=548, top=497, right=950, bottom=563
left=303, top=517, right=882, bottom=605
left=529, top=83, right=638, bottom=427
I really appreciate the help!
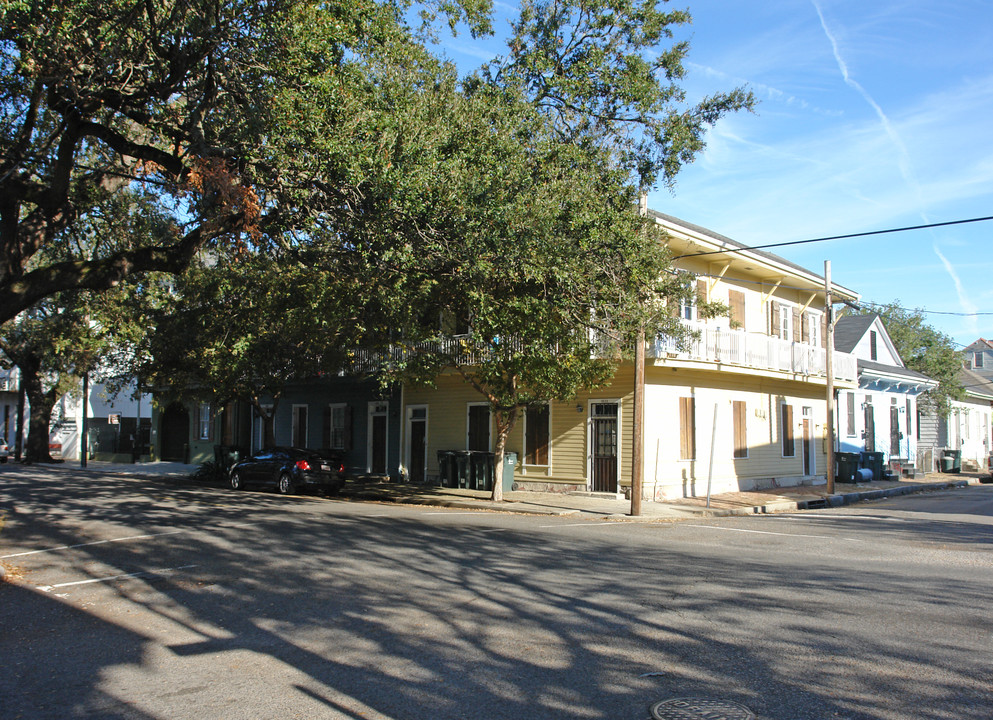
left=229, top=447, right=345, bottom=495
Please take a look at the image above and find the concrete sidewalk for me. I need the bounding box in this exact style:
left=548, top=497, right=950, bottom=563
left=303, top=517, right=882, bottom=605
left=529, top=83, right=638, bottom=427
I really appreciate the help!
left=19, top=459, right=990, bottom=521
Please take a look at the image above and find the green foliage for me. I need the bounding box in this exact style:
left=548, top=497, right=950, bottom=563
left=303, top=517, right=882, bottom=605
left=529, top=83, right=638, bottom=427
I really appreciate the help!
left=861, top=303, right=964, bottom=415
left=0, top=0, right=493, bottom=321
left=479, top=0, right=755, bottom=189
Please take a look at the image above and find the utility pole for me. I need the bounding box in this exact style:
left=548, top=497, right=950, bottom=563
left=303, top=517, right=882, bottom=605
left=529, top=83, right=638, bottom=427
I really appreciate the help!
left=825, top=261, right=835, bottom=495
left=631, top=193, right=649, bottom=516
left=80, top=372, right=89, bottom=468
left=631, top=327, right=645, bottom=516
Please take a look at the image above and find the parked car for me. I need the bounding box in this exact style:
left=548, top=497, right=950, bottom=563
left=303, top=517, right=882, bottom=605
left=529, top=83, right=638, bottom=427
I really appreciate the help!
left=229, top=447, right=345, bottom=495
left=0, top=437, right=9, bottom=463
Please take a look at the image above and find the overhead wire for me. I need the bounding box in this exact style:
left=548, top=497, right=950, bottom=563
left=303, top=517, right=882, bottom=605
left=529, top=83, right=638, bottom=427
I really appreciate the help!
left=670, top=214, right=993, bottom=260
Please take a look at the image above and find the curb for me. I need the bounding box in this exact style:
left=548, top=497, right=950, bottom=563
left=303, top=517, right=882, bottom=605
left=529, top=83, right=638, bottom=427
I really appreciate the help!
left=793, top=479, right=973, bottom=511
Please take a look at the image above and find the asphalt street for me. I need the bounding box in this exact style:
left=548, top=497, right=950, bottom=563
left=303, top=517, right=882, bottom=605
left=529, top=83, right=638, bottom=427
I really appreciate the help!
left=1, top=466, right=991, bottom=720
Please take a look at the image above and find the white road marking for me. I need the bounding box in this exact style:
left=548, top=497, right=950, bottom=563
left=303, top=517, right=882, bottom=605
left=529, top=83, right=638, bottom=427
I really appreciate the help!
left=683, top=524, right=839, bottom=540
left=37, top=564, right=199, bottom=592
left=539, top=522, right=626, bottom=528
left=1, top=530, right=186, bottom=559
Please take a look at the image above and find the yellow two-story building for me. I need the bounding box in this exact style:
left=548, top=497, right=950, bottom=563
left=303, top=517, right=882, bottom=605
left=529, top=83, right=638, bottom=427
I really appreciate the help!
left=399, top=210, right=861, bottom=501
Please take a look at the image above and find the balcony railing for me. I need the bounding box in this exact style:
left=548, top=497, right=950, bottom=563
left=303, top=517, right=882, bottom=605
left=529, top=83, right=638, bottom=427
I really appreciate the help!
left=651, top=321, right=857, bottom=383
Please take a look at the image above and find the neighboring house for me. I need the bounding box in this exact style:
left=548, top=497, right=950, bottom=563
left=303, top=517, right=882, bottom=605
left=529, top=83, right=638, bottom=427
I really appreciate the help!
left=402, top=210, right=861, bottom=500
left=962, top=338, right=993, bottom=378
left=0, top=368, right=151, bottom=462
left=0, top=368, right=22, bottom=448
left=925, top=367, right=993, bottom=473
left=151, top=377, right=403, bottom=479
left=917, top=343, right=993, bottom=474
left=832, top=314, right=936, bottom=476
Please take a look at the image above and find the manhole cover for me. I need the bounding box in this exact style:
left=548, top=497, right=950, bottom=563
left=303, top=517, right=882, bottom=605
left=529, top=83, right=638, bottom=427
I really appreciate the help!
left=650, top=697, right=756, bottom=720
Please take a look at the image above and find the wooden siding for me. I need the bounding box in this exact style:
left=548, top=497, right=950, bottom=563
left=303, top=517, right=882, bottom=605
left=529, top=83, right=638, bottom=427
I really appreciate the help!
left=643, top=366, right=826, bottom=498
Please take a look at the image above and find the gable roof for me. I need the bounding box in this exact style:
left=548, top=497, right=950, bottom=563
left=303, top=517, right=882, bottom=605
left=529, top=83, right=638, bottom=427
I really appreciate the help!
left=958, top=366, right=993, bottom=401
left=833, top=314, right=878, bottom=354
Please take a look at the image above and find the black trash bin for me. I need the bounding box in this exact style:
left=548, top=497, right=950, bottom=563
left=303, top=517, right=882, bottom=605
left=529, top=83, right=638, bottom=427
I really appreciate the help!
left=437, top=450, right=454, bottom=487
left=453, top=451, right=471, bottom=488
left=860, top=451, right=885, bottom=480
left=467, top=451, right=494, bottom=491
left=835, top=452, right=861, bottom=483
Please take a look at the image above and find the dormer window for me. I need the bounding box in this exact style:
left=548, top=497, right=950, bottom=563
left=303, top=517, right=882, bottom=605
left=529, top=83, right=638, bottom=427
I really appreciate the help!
left=975, top=352, right=984, bottom=369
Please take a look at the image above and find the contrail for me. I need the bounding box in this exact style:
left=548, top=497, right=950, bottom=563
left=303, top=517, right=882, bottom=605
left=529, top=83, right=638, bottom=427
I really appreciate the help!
left=812, top=1, right=973, bottom=320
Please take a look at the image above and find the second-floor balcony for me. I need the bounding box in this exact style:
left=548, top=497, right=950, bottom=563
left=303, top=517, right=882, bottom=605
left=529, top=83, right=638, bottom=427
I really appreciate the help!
left=652, top=321, right=857, bottom=383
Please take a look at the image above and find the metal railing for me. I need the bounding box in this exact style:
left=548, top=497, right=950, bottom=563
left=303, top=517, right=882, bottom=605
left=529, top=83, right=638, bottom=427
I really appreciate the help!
left=651, top=321, right=857, bottom=382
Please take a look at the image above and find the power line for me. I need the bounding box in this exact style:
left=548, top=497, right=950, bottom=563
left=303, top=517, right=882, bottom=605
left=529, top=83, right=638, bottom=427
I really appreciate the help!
left=672, top=214, right=993, bottom=260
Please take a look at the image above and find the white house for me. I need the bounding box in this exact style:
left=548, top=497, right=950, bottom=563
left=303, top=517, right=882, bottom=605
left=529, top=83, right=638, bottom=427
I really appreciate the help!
left=832, top=314, right=936, bottom=477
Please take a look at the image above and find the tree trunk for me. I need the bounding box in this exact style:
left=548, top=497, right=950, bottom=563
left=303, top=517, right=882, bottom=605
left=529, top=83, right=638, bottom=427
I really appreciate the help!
left=19, top=354, right=57, bottom=463
left=490, top=406, right=520, bottom=502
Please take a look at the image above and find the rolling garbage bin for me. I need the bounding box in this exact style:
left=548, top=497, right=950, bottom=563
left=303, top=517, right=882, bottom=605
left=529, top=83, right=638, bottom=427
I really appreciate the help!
left=502, top=451, right=518, bottom=493
left=942, top=449, right=962, bottom=473
left=467, top=451, right=494, bottom=491
left=860, top=451, right=884, bottom=481
left=453, top=451, right=471, bottom=488
left=835, top=452, right=861, bottom=483
left=437, top=450, right=454, bottom=487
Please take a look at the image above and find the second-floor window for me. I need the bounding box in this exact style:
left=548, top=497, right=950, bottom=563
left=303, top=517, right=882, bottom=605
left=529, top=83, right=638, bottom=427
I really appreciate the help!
left=975, top=352, right=984, bottom=369
left=779, top=306, right=793, bottom=342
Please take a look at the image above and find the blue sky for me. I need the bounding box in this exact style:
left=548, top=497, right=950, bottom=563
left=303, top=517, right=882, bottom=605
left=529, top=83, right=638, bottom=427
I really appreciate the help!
left=435, top=0, right=993, bottom=349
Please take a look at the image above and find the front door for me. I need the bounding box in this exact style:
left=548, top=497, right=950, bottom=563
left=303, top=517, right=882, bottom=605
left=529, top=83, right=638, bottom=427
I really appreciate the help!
left=864, top=401, right=876, bottom=451
left=160, top=403, right=189, bottom=462
left=369, top=402, right=388, bottom=474
left=802, top=406, right=814, bottom=475
left=890, top=404, right=901, bottom=456
left=590, top=402, right=618, bottom=493
left=407, top=406, right=427, bottom=483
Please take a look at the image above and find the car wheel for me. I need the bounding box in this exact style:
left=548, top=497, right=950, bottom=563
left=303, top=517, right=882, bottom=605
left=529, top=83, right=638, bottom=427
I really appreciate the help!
left=277, top=472, right=294, bottom=495
left=230, top=472, right=243, bottom=491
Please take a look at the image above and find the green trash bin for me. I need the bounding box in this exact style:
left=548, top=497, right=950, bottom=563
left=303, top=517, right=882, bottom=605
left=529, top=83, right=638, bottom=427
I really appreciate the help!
left=942, top=449, right=962, bottom=473
left=502, top=451, right=518, bottom=493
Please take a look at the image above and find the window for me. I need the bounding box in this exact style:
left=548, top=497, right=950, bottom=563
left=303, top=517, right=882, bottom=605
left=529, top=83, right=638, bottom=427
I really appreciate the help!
left=732, top=401, right=747, bottom=459
left=975, top=352, right=984, bottom=369
left=679, top=397, right=696, bottom=460
left=781, top=404, right=795, bottom=457
left=292, top=405, right=308, bottom=448
left=846, top=394, right=856, bottom=436
left=525, top=404, right=550, bottom=466
left=906, top=399, right=913, bottom=438
left=467, top=404, right=491, bottom=451
left=197, top=402, right=212, bottom=441
left=807, top=312, right=821, bottom=347
left=869, top=331, right=878, bottom=360
left=779, top=305, right=793, bottom=342
left=328, top=404, right=351, bottom=450
left=728, top=290, right=746, bottom=330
